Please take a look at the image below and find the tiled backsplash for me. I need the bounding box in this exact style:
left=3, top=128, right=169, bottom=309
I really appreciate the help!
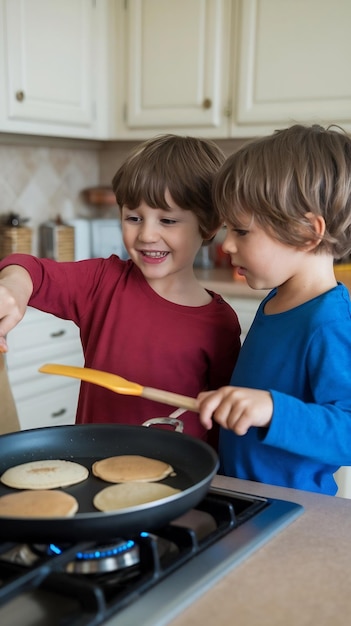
left=0, top=142, right=100, bottom=255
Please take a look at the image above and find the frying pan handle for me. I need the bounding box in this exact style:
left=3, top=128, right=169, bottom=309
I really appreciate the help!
left=142, top=417, right=184, bottom=433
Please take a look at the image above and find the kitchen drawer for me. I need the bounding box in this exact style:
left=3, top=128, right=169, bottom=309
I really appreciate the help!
left=5, top=306, right=84, bottom=429
left=16, top=383, right=79, bottom=430
left=7, top=351, right=84, bottom=402
left=6, top=308, right=80, bottom=369
left=7, top=338, right=83, bottom=374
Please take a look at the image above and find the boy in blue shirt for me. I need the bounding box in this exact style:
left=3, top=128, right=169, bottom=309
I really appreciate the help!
left=197, top=124, right=351, bottom=494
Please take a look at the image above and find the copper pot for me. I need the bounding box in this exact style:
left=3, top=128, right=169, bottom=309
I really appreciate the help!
left=81, top=186, right=117, bottom=206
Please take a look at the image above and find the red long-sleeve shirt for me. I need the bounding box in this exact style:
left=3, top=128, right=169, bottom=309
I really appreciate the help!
left=0, top=254, right=241, bottom=444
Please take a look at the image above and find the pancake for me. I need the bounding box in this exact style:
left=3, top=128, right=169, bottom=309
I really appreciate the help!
left=0, top=489, right=79, bottom=518
left=0, top=459, right=89, bottom=490
left=93, top=481, right=181, bottom=512
left=92, top=455, right=174, bottom=483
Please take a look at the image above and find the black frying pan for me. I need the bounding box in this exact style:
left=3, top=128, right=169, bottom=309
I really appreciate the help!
left=0, top=424, right=218, bottom=542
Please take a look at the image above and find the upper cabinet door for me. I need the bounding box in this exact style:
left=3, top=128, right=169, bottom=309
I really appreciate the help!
left=1, top=0, right=97, bottom=138
left=123, top=0, right=231, bottom=137
left=232, top=0, right=351, bottom=136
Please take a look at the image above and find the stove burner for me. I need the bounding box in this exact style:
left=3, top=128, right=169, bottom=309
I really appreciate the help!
left=67, top=539, right=140, bottom=574
left=32, top=539, right=140, bottom=574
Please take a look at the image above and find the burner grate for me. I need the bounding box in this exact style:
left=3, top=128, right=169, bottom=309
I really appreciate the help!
left=0, top=489, right=302, bottom=626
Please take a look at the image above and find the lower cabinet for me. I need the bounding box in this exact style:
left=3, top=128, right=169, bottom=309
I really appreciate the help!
left=223, top=295, right=261, bottom=342
left=334, top=468, right=351, bottom=500
left=6, top=307, right=83, bottom=430
left=15, top=384, right=81, bottom=430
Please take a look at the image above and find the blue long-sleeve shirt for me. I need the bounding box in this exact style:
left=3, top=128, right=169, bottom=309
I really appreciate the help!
left=219, top=283, right=351, bottom=494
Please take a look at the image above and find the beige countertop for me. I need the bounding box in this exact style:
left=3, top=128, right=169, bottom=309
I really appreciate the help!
left=169, top=475, right=351, bottom=626
left=196, top=266, right=351, bottom=299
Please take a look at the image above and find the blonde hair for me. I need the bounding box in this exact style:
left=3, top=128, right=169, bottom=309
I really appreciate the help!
left=213, top=124, right=351, bottom=259
left=112, top=134, right=225, bottom=241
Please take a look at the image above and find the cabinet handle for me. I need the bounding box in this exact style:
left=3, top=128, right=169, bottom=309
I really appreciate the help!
left=51, top=408, right=67, bottom=418
left=202, top=98, right=212, bottom=109
left=15, top=90, right=25, bottom=102
left=50, top=329, right=66, bottom=338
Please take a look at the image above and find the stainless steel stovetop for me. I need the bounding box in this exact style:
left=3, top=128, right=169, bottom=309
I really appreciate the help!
left=0, top=486, right=303, bottom=626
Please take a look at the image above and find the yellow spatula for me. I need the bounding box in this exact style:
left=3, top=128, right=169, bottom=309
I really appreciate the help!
left=39, top=363, right=199, bottom=413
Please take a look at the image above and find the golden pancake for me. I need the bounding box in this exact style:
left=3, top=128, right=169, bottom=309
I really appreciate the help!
left=92, top=455, right=174, bottom=483
left=93, top=481, right=181, bottom=512
left=0, top=489, right=78, bottom=518
left=0, top=459, right=89, bottom=490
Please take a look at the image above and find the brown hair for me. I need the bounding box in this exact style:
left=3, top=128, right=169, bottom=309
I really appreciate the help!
left=112, top=134, right=225, bottom=241
left=213, top=124, right=351, bottom=259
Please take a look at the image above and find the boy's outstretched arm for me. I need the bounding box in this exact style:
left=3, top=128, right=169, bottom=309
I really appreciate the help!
left=0, top=266, right=34, bottom=351
left=197, top=387, right=273, bottom=435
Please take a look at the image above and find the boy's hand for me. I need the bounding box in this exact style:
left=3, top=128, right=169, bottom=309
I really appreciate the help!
left=0, top=337, right=8, bottom=353
left=197, top=386, right=273, bottom=435
left=0, top=266, right=33, bottom=346
left=0, top=279, right=24, bottom=346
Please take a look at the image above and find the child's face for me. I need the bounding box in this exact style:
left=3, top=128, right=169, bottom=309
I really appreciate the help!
left=121, top=191, right=203, bottom=284
left=222, top=213, right=307, bottom=290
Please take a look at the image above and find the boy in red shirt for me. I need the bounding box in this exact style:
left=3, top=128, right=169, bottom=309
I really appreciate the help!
left=0, top=134, right=241, bottom=445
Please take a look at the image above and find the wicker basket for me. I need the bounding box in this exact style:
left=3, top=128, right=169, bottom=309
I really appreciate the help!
left=0, top=226, right=32, bottom=259
left=40, top=222, right=75, bottom=262
left=55, top=225, right=75, bottom=262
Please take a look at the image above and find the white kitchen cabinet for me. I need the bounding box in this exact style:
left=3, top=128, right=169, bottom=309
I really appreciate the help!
left=2, top=0, right=351, bottom=141
left=232, top=0, right=351, bottom=137
left=0, top=0, right=101, bottom=139
left=108, top=0, right=232, bottom=139
left=6, top=307, right=84, bottom=430
left=109, top=0, right=351, bottom=140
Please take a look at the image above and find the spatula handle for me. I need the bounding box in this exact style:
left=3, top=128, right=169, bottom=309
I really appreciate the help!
left=141, top=387, right=199, bottom=413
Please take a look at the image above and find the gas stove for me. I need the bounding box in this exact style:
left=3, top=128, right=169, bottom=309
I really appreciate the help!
left=0, top=485, right=303, bottom=626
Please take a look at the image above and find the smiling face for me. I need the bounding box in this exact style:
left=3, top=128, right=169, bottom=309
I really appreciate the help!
left=121, top=190, right=203, bottom=289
